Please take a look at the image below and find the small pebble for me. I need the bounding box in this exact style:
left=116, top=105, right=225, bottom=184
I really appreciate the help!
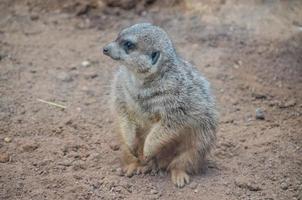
left=57, top=72, right=73, bottom=82
left=280, top=182, right=289, bottom=190
left=109, top=142, right=120, bottom=151
left=0, top=54, right=6, bottom=61
left=0, top=152, right=10, bottom=163
left=30, top=14, right=39, bottom=21
left=150, top=189, right=158, bottom=194
left=73, top=174, right=82, bottom=180
left=116, top=168, right=124, bottom=176
left=72, top=161, right=86, bottom=171
left=84, top=73, right=98, bottom=79
left=189, top=182, right=198, bottom=189
left=22, top=144, right=39, bottom=152
left=280, top=99, right=296, bottom=108
left=4, top=137, right=12, bottom=143
left=255, top=108, right=265, bottom=120
left=57, top=161, right=72, bottom=167
left=235, top=177, right=262, bottom=191
left=81, top=60, right=91, bottom=67
left=252, top=93, right=267, bottom=99
left=158, top=170, right=166, bottom=177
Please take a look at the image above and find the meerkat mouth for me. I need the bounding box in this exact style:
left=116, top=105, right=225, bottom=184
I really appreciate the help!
left=109, top=55, right=121, bottom=61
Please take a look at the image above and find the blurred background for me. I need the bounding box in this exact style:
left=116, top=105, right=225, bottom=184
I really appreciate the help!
left=0, top=0, right=301, bottom=200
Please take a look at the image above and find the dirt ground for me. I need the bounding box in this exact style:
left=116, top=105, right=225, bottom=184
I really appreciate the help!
left=0, top=0, right=301, bottom=199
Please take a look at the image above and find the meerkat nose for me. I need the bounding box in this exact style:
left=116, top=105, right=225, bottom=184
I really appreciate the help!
left=103, top=47, right=109, bottom=55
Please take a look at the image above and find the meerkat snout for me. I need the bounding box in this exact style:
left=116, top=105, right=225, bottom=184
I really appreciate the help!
left=103, top=46, right=109, bottom=55
left=103, top=42, right=121, bottom=61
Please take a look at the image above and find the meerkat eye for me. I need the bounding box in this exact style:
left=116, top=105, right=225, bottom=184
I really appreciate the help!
left=123, top=41, right=135, bottom=52
left=151, top=51, right=160, bottom=65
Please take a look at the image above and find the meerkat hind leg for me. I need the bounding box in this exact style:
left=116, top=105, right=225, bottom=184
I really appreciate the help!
left=169, top=152, right=192, bottom=188
left=168, top=147, right=202, bottom=187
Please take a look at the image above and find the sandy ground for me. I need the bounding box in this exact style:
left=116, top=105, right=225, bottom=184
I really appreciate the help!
left=0, top=0, right=301, bottom=199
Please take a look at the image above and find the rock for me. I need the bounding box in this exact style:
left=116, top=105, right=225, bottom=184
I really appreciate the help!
left=91, top=181, right=103, bottom=190
left=222, top=119, right=234, bottom=124
left=72, top=161, right=87, bottom=171
left=116, top=168, right=124, bottom=176
left=268, top=100, right=280, bottom=107
left=75, top=3, right=93, bottom=16
left=29, top=69, right=37, bottom=73
left=103, top=0, right=137, bottom=10
left=0, top=53, right=6, bottom=61
left=150, top=189, right=158, bottom=194
left=57, top=160, right=73, bottom=167
left=0, top=152, right=10, bottom=163
left=73, top=174, right=82, bottom=180
left=57, top=72, right=73, bottom=82
left=4, top=137, right=12, bottom=143
left=280, top=182, right=289, bottom=190
left=279, top=99, right=296, bottom=108
left=150, top=169, right=159, bottom=176
left=235, top=177, right=262, bottom=191
left=189, top=182, right=198, bottom=189
left=22, top=144, right=39, bottom=152
left=84, top=73, right=98, bottom=79
left=109, top=142, right=120, bottom=151
left=81, top=60, right=91, bottom=67
left=30, top=14, right=39, bottom=21
left=233, top=64, right=239, bottom=69
left=255, top=108, right=265, bottom=120
left=252, top=93, right=267, bottom=99
left=158, top=170, right=167, bottom=177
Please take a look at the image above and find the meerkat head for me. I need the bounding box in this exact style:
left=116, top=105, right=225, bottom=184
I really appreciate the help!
left=103, top=23, right=177, bottom=78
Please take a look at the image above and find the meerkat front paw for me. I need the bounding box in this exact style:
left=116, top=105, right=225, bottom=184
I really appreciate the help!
left=123, top=159, right=157, bottom=177
left=136, top=159, right=157, bottom=175
left=135, top=165, right=152, bottom=175
left=122, top=162, right=152, bottom=177
left=122, top=162, right=141, bottom=177
left=171, top=169, right=190, bottom=188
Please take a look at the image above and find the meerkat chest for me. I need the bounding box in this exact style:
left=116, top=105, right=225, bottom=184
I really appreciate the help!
left=123, top=85, right=160, bottom=126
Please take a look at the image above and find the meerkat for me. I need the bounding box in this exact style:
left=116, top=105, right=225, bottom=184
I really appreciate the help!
left=103, top=23, right=218, bottom=188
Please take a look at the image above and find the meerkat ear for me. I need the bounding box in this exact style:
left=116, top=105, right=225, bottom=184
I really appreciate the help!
left=151, top=51, right=160, bottom=65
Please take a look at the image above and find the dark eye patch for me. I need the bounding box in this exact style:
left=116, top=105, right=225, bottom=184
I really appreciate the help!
left=121, top=40, right=136, bottom=53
